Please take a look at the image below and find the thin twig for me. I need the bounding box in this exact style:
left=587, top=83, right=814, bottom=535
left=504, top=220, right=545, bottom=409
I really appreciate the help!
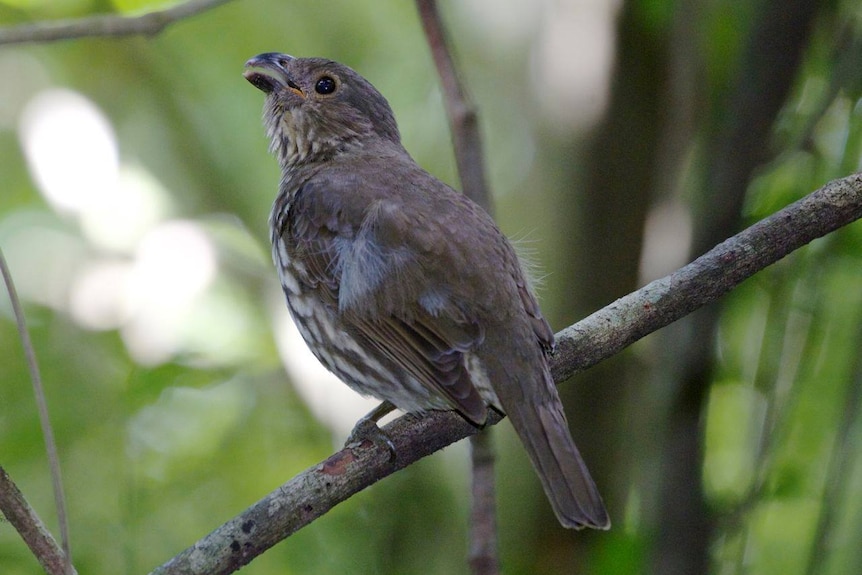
left=149, top=173, right=862, bottom=575
left=415, top=0, right=491, bottom=212
left=0, top=466, right=76, bottom=575
left=468, top=432, right=500, bottom=575
left=415, top=3, right=499, bottom=570
left=0, top=0, right=234, bottom=45
left=0, top=250, right=74, bottom=574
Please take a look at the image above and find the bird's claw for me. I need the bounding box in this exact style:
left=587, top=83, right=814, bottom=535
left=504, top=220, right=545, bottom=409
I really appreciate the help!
left=345, top=418, right=396, bottom=461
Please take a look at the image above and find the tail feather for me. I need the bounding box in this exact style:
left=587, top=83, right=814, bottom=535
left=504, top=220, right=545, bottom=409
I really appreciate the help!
left=507, top=390, right=610, bottom=530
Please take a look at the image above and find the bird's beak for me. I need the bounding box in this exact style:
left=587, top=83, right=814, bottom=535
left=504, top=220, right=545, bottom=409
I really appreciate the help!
left=243, top=53, right=305, bottom=98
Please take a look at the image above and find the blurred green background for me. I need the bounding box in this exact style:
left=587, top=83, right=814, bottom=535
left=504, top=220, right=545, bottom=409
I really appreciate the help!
left=2, top=0, right=862, bottom=573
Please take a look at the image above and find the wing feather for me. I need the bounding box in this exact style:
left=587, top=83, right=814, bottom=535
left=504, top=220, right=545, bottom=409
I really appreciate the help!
left=277, top=177, right=489, bottom=424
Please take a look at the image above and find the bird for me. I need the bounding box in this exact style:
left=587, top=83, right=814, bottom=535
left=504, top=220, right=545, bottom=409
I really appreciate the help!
left=243, top=52, right=609, bottom=530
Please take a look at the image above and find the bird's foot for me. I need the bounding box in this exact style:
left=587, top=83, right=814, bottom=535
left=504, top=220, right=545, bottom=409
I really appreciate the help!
left=345, top=400, right=397, bottom=460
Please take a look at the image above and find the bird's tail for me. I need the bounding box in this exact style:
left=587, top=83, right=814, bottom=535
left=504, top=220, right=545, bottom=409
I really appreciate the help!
left=504, top=369, right=610, bottom=530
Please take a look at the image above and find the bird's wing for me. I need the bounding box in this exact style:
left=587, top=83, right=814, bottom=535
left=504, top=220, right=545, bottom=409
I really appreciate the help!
left=517, top=281, right=556, bottom=353
left=276, top=177, right=489, bottom=424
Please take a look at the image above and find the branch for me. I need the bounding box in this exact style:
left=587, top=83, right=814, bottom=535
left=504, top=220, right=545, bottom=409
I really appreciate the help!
left=149, top=173, right=862, bottom=575
left=415, top=0, right=491, bottom=211
left=550, top=173, right=861, bottom=383
left=0, top=249, right=73, bottom=572
left=415, top=3, right=499, bottom=571
left=0, top=466, right=76, bottom=575
left=467, top=432, right=500, bottom=575
left=0, top=0, right=234, bottom=45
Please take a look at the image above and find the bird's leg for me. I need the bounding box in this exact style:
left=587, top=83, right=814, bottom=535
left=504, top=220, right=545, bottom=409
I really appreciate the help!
left=345, top=400, right=397, bottom=458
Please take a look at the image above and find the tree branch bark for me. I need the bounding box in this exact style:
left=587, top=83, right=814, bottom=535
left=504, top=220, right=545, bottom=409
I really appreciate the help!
left=0, top=0, right=234, bottom=45
left=415, top=0, right=491, bottom=212
left=1, top=248, right=73, bottom=572
left=0, top=466, right=76, bottom=575
left=149, top=173, right=862, bottom=575
left=467, top=431, right=500, bottom=575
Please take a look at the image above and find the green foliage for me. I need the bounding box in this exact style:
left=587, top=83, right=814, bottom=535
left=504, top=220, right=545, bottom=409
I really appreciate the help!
left=1, top=0, right=862, bottom=574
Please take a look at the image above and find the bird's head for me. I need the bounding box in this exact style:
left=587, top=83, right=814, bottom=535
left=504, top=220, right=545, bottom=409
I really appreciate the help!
left=244, top=53, right=401, bottom=167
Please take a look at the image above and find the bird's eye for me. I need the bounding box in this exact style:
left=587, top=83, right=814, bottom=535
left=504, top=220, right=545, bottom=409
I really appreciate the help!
left=315, top=76, right=337, bottom=95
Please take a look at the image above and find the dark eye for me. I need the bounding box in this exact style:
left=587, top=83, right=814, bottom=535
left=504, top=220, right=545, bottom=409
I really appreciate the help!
left=315, top=76, right=337, bottom=95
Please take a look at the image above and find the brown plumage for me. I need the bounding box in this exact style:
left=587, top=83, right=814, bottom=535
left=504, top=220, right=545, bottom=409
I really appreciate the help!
left=244, top=53, right=609, bottom=530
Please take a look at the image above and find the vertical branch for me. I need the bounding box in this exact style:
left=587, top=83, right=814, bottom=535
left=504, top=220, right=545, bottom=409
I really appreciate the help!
left=0, top=249, right=73, bottom=573
left=415, top=0, right=492, bottom=212
left=468, top=432, right=500, bottom=575
left=415, top=1, right=498, bottom=572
